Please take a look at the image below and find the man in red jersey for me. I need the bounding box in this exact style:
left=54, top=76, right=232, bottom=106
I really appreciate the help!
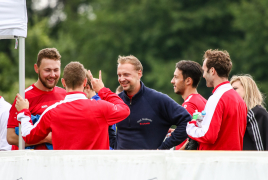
left=7, top=48, right=66, bottom=150
left=15, top=62, right=130, bottom=150
left=170, top=60, right=207, bottom=150
left=186, top=49, right=247, bottom=150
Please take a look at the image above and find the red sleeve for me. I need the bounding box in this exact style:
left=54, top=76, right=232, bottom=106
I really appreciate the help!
left=98, top=87, right=130, bottom=126
left=17, top=109, right=51, bottom=144
left=186, top=100, right=223, bottom=144
left=182, top=102, right=198, bottom=116
left=7, top=99, right=19, bottom=128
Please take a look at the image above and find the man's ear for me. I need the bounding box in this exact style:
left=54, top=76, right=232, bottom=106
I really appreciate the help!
left=138, top=70, right=143, bottom=79
left=61, top=78, right=66, bottom=88
left=34, top=64, right=39, bottom=74
left=83, top=78, right=87, bottom=88
left=210, top=67, right=216, bottom=75
left=185, top=77, right=192, bottom=86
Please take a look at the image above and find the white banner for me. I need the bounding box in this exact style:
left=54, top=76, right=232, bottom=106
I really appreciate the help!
left=1, top=150, right=268, bottom=180
left=0, top=0, right=27, bottom=39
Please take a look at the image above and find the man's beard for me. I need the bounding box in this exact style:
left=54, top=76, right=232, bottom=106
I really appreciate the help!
left=39, top=73, right=59, bottom=90
left=174, top=84, right=185, bottom=95
left=205, top=78, right=213, bottom=87
left=175, top=90, right=183, bottom=95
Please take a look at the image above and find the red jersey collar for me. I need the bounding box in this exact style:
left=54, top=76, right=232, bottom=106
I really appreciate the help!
left=66, top=91, right=87, bottom=96
left=32, top=83, right=56, bottom=94
left=212, top=81, right=230, bottom=94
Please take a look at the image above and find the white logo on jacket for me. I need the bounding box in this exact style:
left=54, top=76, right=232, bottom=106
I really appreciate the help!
left=137, top=118, right=152, bottom=123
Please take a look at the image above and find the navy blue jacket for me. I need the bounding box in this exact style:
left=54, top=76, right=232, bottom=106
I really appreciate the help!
left=116, top=81, right=191, bottom=149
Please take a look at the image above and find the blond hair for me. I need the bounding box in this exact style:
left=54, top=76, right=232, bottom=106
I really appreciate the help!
left=117, top=55, right=143, bottom=72
left=230, top=74, right=265, bottom=110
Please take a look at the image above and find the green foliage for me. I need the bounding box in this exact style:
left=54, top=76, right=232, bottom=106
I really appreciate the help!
left=10, top=16, right=53, bottom=78
left=0, top=78, right=36, bottom=103
left=0, top=53, right=16, bottom=92
left=1, top=0, right=268, bottom=107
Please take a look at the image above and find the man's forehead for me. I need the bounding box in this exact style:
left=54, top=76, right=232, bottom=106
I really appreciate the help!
left=174, top=68, right=182, bottom=75
left=40, top=58, right=61, bottom=68
left=117, top=63, right=136, bottom=70
left=202, top=58, right=207, bottom=67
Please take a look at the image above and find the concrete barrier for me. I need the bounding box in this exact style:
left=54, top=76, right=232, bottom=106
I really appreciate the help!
left=1, top=150, right=268, bottom=180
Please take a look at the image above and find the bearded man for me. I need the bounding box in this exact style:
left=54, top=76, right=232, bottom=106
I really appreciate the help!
left=7, top=48, right=66, bottom=150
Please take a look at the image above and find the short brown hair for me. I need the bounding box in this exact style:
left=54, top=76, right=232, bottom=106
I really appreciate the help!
left=117, top=55, right=143, bottom=72
left=203, top=49, right=232, bottom=78
left=176, top=60, right=203, bottom=88
left=37, top=48, right=61, bottom=67
left=84, top=69, right=93, bottom=90
left=63, top=62, right=86, bottom=89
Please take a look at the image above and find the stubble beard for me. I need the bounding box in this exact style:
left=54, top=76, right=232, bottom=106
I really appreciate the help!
left=206, top=78, right=213, bottom=87
left=39, top=73, right=59, bottom=90
left=174, top=83, right=185, bottom=95
left=124, top=84, right=135, bottom=94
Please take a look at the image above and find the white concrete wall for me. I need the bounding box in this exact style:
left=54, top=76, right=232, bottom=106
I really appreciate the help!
left=0, top=150, right=268, bottom=180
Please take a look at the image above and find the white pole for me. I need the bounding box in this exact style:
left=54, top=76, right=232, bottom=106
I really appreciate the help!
left=19, top=37, right=25, bottom=150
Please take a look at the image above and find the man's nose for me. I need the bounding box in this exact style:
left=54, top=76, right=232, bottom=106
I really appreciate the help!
left=119, top=76, right=125, bottom=81
left=50, top=71, right=56, bottom=77
left=171, top=78, right=174, bottom=84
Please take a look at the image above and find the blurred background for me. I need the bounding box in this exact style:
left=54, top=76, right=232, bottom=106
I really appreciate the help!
left=1, top=0, right=268, bottom=106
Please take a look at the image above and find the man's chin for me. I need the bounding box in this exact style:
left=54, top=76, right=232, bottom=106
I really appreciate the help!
left=121, top=85, right=129, bottom=90
left=44, top=82, right=57, bottom=89
left=206, top=82, right=213, bottom=88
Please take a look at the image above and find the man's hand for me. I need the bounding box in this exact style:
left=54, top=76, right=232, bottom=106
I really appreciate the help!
left=179, top=139, right=189, bottom=150
left=168, top=128, right=175, bottom=134
left=88, top=70, right=104, bottom=93
left=15, top=94, right=29, bottom=112
left=166, top=128, right=175, bottom=137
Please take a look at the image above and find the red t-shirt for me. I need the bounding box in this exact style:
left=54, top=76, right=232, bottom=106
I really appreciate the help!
left=175, top=94, right=207, bottom=150
left=8, top=84, right=66, bottom=150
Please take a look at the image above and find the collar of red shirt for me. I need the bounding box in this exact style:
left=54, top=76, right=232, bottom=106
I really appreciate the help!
left=65, top=91, right=87, bottom=101
left=212, top=81, right=230, bottom=94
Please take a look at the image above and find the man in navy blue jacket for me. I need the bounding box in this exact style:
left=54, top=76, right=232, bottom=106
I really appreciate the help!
left=113, top=55, right=192, bottom=149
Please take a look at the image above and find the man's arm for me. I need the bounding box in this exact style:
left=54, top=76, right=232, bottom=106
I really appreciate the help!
left=183, top=102, right=198, bottom=117
left=108, top=125, right=116, bottom=149
left=186, top=99, right=223, bottom=144
left=157, top=96, right=192, bottom=149
left=7, top=128, right=52, bottom=146
left=6, top=128, right=19, bottom=146
left=98, top=88, right=130, bottom=125
left=88, top=70, right=130, bottom=125
left=15, top=94, right=51, bottom=145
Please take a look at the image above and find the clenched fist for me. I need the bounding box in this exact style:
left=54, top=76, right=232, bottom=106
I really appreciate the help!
left=15, top=93, right=29, bottom=112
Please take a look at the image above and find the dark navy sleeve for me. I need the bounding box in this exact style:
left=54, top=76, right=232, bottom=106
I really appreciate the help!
left=108, top=125, right=117, bottom=149
left=157, top=95, right=192, bottom=149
